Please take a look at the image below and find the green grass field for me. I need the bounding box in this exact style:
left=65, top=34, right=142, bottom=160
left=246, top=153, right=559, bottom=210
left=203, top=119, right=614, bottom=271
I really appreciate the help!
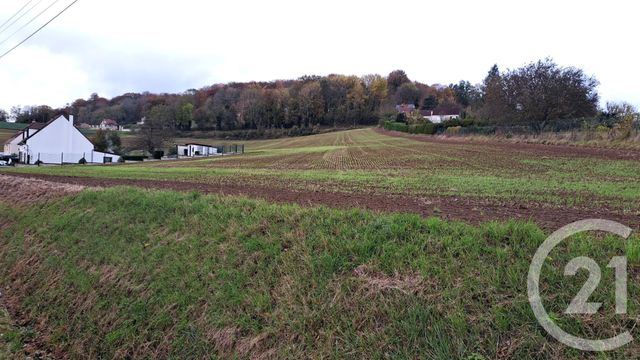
left=0, top=187, right=639, bottom=358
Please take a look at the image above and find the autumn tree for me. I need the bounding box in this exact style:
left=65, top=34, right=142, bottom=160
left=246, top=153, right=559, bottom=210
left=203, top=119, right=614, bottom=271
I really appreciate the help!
left=346, top=77, right=368, bottom=126
left=395, top=82, right=421, bottom=106
left=606, top=102, right=638, bottom=139
left=237, top=87, right=268, bottom=129
left=362, top=74, right=388, bottom=112
left=204, top=87, right=240, bottom=130
left=298, top=81, right=324, bottom=127
left=421, top=95, right=438, bottom=110
left=450, top=80, right=481, bottom=107
left=387, top=70, right=410, bottom=94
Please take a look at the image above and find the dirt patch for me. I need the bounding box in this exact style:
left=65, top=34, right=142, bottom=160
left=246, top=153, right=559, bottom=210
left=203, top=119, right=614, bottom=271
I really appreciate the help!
left=376, top=128, right=640, bottom=161
left=0, top=175, right=88, bottom=206
left=352, top=265, right=427, bottom=295
left=4, top=173, right=639, bottom=231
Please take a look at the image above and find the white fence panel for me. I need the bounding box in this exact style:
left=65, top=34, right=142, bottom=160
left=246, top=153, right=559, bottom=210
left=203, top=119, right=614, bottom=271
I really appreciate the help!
left=31, top=152, right=89, bottom=164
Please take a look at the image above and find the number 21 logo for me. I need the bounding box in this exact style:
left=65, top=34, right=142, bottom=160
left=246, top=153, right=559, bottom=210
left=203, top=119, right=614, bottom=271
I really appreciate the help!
left=528, top=219, right=634, bottom=352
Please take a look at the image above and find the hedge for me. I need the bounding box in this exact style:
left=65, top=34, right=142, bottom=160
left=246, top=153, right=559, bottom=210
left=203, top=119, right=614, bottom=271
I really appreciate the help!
left=383, top=121, right=409, bottom=132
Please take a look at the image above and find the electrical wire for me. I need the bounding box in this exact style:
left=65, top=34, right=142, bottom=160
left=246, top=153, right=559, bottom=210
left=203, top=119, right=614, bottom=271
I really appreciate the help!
left=0, top=0, right=45, bottom=37
left=0, top=0, right=78, bottom=61
left=0, top=0, right=35, bottom=32
left=0, top=0, right=62, bottom=48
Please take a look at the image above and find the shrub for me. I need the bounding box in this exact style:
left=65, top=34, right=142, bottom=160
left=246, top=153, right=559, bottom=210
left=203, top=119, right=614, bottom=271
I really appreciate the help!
left=408, top=123, right=435, bottom=135
left=615, top=114, right=635, bottom=140
left=378, top=111, right=397, bottom=126
left=383, top=121, right=409, bottom=132
left=78, top=158, right=87, bottom=165
left=461, top=118, right=475, bottom=127
left=152, top=151, right=164, bottom=160
left=446, top=126, right=462, bottom=135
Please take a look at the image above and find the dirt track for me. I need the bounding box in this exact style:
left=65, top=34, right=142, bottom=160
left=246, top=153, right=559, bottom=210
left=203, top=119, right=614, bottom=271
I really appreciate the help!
left=3, top=173, right=638, bottom=231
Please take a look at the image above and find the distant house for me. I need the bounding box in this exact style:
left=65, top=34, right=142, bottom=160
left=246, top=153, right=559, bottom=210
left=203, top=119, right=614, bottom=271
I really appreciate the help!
left=395, top=104, right=416, bottom=114
left=3, top=115, right=121, bottom=164
left=99, top=119, right=120, bottom=131
left=420, top=110, right=460, bottom=124
left=78, top=122, right=92, bottom=129
left=176, top=143, right=219, bottom=157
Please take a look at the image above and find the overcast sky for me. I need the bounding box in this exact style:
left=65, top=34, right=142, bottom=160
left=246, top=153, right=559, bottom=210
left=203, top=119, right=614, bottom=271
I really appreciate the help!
left=0, top=0, right=638, bottom=111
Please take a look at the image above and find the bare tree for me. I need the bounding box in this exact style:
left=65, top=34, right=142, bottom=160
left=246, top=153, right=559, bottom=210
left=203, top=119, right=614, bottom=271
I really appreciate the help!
left=136, top=104, right=175, bottom=153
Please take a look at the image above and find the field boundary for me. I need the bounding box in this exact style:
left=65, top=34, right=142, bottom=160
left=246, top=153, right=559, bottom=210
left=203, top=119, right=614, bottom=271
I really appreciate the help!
left=3, top=173, right=638, bottom=231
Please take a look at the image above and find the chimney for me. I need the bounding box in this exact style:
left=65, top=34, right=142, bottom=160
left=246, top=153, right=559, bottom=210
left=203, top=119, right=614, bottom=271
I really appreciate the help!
left=67, top=114, right=74, bottom=153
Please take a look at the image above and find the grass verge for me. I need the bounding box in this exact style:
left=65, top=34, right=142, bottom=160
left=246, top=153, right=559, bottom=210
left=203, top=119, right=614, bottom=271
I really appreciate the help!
left=0, top=187, right=638, bottom=358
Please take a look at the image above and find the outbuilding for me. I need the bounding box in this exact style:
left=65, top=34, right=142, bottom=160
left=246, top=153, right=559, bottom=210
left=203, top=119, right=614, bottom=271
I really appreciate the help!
left=177, top=143, right=220, bottom=157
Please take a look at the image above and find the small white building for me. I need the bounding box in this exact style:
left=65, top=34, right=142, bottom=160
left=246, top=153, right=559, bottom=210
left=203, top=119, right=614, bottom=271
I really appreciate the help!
left=420, top=110, right=460, bottom=124
left=98, top=119, right=120, bottom=131
left=177, top=143, right=220, bottom=157
left=3, top=115, right=121, bottom=164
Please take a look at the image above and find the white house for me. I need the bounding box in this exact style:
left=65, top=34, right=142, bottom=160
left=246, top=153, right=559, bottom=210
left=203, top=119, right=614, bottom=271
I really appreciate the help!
left=420, top=110, right=460, bottom=124
left=3, top=115, right=121, bottom=164
left=177, top=143, right=220, bottom=157
left=98, top=119, right=120, bottom=131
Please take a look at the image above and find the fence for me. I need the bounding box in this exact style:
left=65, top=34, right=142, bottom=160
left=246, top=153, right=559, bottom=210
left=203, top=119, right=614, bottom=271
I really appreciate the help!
left=27, top=151, right=118, bottom=165
left=218, top=144, right=245, bottom=154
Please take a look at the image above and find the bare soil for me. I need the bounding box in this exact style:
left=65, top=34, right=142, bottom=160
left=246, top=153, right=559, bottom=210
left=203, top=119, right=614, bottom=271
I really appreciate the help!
left=3, top=173, right=638, bottom=231
left=0, top=175, right=87, bottom=207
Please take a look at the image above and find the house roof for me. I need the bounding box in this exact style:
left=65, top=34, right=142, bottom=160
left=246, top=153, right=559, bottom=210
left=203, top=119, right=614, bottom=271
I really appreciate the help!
left=4, top=131, right=23, bottom=144
left=182, top=143, right=218, bottom=147
left=17, top=118, right=59, bottom=145
left=420, top=110, right=460, bottom=116
left=395, top=104, right=416, bottom=113
left=101, top=119, right=119, bottom=126
left=27, top=121, right=47, bottom=130
left=4, top=121, right=48, bottom=144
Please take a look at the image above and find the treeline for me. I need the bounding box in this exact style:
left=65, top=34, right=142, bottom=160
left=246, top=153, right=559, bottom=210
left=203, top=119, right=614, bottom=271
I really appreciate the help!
left=4, top=72, right=468, bottom=131
left=4, top=58, right=632, bottom=138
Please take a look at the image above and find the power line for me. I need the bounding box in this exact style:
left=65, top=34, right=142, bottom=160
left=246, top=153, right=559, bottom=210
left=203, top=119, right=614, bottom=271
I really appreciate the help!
left=0, top=0, right=35, bottom=32
left=0, top=0, right=45, bottom=37
left=0, top=0, right=79, bottom=61
left=0, top=0, right=62, bottom=48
